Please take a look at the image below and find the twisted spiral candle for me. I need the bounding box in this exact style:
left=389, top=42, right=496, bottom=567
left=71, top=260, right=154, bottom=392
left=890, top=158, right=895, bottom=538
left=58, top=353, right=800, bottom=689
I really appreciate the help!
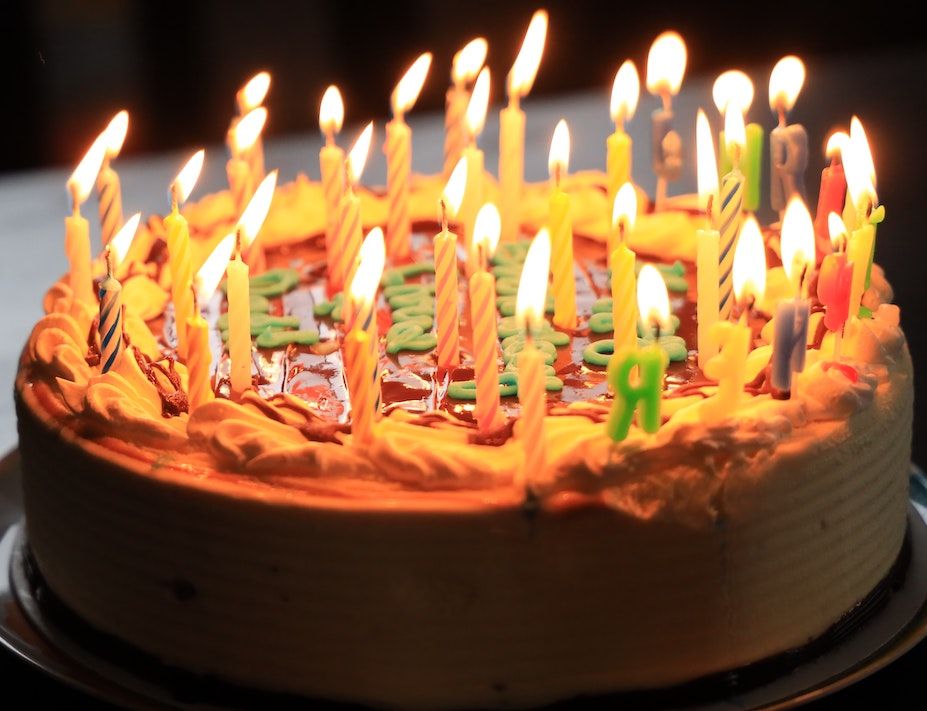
left=98, top=249, right=123, bottom=374
left=470, top=268, right=501, bottom=432
left=96, top=163, right=123, bottom=246
left=717, top=171, right=744, bottom=320
left=320, top=143, right=345, bottom=259
left=330, top=186, right=362, bottom=295
left=434, top=218, right=461, bottom=370
left=515, top=339, right=546, bottom=491
left=385, top=119, right=412, bottom=261
left=345, top=329, right=375, bottom=443
left=443, top=85, right=467, bottom=177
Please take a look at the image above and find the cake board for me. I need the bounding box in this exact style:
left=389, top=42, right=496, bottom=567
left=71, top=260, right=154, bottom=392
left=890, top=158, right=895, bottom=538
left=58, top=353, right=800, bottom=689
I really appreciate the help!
left=3, top=448, right=927, bottom=711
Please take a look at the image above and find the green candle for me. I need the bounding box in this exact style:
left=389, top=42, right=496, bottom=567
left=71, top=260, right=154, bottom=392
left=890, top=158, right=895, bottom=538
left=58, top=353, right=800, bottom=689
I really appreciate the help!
left=606, top=345, right=666, bottom=441
left=719, top=123, right=763, bottom=212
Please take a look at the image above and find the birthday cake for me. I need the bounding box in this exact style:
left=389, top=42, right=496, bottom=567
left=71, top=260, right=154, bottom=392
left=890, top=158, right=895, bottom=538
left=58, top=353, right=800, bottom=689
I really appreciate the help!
left=14, top=23, right=913, bottom=711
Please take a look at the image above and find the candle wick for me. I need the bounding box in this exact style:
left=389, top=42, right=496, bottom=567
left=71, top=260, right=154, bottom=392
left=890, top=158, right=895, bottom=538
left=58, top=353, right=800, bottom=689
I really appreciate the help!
left=235, top=228, right=243, bottom=260
left=706, top=193, right=714, bottom=223
left=508, top=91, right=520, bottom=112
left=324, top=127, right=335, bottom=147
left=660, top=90, right=671, bottom=113
left=440, top=198, right=448, bottom=233
left=170, top=183, right=180, bottom=214
left=653, top=318, right=661, bottom=342
left=104, top=247, right=114, bottom=278
left=797, top=263, right=809, bottom=300
left=618, top=220, right=626, bottom=246
left=554, top=163, right=562, bottom=190
left=777, top=107, right=787, bottom=128
left=191, top=283, right=200, bottom=314
left=68, top=181, right=80, bottom=218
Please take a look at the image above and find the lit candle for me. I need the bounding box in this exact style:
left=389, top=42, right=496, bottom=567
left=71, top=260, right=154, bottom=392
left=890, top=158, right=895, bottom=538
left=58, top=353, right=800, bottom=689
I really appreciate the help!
left=610, top=183, right=638, bottom=353
left=606, top=265, right=668, bottom=441
left=343, top=228, right=387, bottom=443
left=646, top=31, right=687, bottom=210
left=164, top=150, right=205, bottom=360
left=514, top=228, right=551, bottom=492
left=713, top=71, right=764, bottom=213
left=106, top=212, right=141, bottom=281
left=606, top=60, right=639, bottom=208
left=65, top=137, right=107, bottom=306
left=695, top=109, right=721, bottom=367
left=717, top=104, right=746, bottom=320
left=220, top=173, right=279, bottom=400
left=95, top=110, right=129, bottom=245
left=769, top=56, right=809, bottom=215
left=814, top=131, right=848, bottom=259
left=817, top=213, right=854, bottom=360
left=444, top=38, right=487, bottom=177
left=230, top=72, right=271, bottom=183
left=470, top=203, right=503, bottom=432
left=227, top=107, right=267, bottom=213
left=499, top=10, right=547, bottom=243
left=319, top=85, right=345, bottom=257
left=771, top=197, right=814, bottom=397
left=330, top=122, right=374, bottom=295
left=98, top=247, right=123, bottom=373
left=186, top=283, right=215, bottom=410
left=458, top=66, right=490, bottom=249
left=843, top=117, right=881, bottom=319
left=547, top=119, right=577, bottom=330
left=703, top=215, right=766, bottom=420
left=434, top=158, right=468, bottom=370
left=385, top=52, right=432, bottom=263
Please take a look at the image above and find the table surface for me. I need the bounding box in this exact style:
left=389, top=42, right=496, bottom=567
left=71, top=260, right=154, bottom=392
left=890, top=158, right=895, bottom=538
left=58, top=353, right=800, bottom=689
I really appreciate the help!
left=1, top=48, right=925, bottom=707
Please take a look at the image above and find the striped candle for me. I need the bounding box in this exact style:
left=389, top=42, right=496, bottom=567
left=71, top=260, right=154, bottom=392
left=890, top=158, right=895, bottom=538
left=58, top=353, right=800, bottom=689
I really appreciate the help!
left=98, top=250, right=123, bottom=374
left=330, top=185, right=363, bottom=295
left=434, top=221, right=461, bottom=369
left=717, top=171, right=744, bottom=320
left=344, top=329, right=375, bottom=443
left=226, top=157, right=253, bottom=215
left=96, top=162, right=123, bottom=246
left=444, top=84, right=468, bottom=176
left=470, top=271, right=500, bottom=431
left=516, top=342, right=546, bottom=489
left=385, top=118, right=412, bottom=261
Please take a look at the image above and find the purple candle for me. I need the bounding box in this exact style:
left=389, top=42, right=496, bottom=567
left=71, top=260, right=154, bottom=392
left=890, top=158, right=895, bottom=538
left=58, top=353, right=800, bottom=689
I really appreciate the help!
left=768, top=56, right=808, bottom=213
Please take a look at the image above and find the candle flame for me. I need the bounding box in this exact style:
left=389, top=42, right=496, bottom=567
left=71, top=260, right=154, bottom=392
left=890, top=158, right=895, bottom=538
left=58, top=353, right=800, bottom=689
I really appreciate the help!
left=237, top=170, right=278, bottom=249
left=508, top=9, right=548, bottom=98
left=465, top=67, right=491, bottom=137
left=171, top=149, right=205, bottom=205
left=515, top=227, right=551, bottom=332
left=547, top=119, right=570, bottom=178
left=610, top=60, right=640, bottom=124
left=828, top=212, right=847, bottom=249
left=346, top=121, right=374, bottom=185
left=452, top=38, right=488, bottom=85
left=232, top=107, right=268, bottom=154
left=196, top=233, right=236, bottom=303
left=825, top=130, right=848, bottom=159
left=67, top=134, right=108, bottom=206
left=732, top=215, right=767, bottom=304
left=724, top=102, right=747, bottom=154
left=646, top=31, right=687, bottom=97
left=612, top=182, right=637, bottom=233
left=696, top=109, right=719, bottom=212
left=637, top=264, right=671, bottom=336
left=780, top=196, right=816, bottom=285
left=348, top=226, right=386, bottom=314
left=102, top=110, right=129, bottom=159
left=238, top=72, right=271, bottom=113
left=846, top=116, right=877, bottom=208
left=392, top=52, right=432, bottom=116
left=319, top=85, right=345, bottom=136
left=769, top=56, right=805, bottom=115
left=442, top=157, right=468, bottom=219
left=712, top=70, right=754, bottom=116
left=108, top=212, right=141, bottom=267
left=473, top=203, right=502, bottom=258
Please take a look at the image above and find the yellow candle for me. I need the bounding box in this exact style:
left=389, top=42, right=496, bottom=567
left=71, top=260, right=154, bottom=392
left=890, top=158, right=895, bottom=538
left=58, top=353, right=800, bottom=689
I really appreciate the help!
left=227, top=237, right=252, bottom=399
left=458, top=67, right=490, bottom=250
left=547, top=120, right=576, bottom=330
left=445, top=38, right=487, bottom=177
left=470, top=204, right=503, bottom=432
left=234, top=72, right=270, bottom=183
left=65, top=137, right=106, bottom=306
left=319, top=86, right=345, bottom=256
left=843, top=116, right=879, bottom=317
left=513, top=227, right=551, bottom=492
left=186, top=288, right=214, bottom=411
left=386, top=53, right=431, bottom=263
left=164, top=151, right=205, bottom=360
left=331, top=122, right=373, bottom=295
left=226, top=157, right=253, bottom=214
left=500, top=10, right=547, bottom=243
left=606, top=60, right=639, bottom=207
left=847, top=222, right=874, bottom=316
left=95, top=111, right=129, bottom=246
left=695, top=109, right=720, bottom=367
left=344, top=228, right=386, bottom=442
left=610, top=183, right=638, bottom=353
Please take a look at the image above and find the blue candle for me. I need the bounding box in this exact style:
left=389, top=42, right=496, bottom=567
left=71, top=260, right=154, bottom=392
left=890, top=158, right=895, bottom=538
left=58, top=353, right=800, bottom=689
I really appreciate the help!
left=770, top=124, right=808, bottom=212
left=771, top=299, right=809, bottom=394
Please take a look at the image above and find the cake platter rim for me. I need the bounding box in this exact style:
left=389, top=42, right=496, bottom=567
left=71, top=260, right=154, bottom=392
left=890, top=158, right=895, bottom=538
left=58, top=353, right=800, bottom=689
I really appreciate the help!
left=2, top=449, right=927, bottom=711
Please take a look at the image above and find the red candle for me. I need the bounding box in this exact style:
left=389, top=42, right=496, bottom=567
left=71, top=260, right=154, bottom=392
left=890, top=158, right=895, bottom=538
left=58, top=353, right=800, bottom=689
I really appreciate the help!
left=814, top=132, right=848, bottom=262
left=817, top=213, right=854, bottom=360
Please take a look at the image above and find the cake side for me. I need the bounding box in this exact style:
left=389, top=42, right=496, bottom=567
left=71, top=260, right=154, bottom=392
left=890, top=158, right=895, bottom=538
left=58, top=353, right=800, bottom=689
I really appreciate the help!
left=15, top=334, right=912, bottom=708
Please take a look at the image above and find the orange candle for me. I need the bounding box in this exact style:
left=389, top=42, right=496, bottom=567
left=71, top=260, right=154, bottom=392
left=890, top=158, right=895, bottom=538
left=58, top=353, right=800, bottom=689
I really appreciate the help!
left=434, top=159, right=467, bottom=370
left=227, top=107, right=266, bottom=213
left=331, top=122, right=373, bottom=295
left=469, top=203, right=503, bottom=432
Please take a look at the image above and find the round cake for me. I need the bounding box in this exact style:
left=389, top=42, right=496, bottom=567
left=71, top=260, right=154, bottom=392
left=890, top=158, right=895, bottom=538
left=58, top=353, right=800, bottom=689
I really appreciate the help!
left=13, top=45, right=913, bottom=710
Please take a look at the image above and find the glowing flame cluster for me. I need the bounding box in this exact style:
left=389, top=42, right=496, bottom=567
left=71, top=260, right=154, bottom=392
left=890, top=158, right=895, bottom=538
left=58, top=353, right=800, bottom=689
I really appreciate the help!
left=844, top=116, right=877, bottom=209
left=232, top=107, right=267, bottom=155
left=68, top=136, right=108, bottom=206
left=712, top=71, right=754, bottom=115
left=781, top=197, right=816, bottom=286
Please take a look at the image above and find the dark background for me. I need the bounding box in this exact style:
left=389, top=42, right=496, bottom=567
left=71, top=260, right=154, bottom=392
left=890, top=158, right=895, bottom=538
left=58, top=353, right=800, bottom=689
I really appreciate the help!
left=4, top=0, right=927, bottom=173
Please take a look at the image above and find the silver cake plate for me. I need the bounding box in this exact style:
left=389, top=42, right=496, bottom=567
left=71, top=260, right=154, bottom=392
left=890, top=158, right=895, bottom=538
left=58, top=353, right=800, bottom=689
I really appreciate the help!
left=3, top=448, right=927, bottom=711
